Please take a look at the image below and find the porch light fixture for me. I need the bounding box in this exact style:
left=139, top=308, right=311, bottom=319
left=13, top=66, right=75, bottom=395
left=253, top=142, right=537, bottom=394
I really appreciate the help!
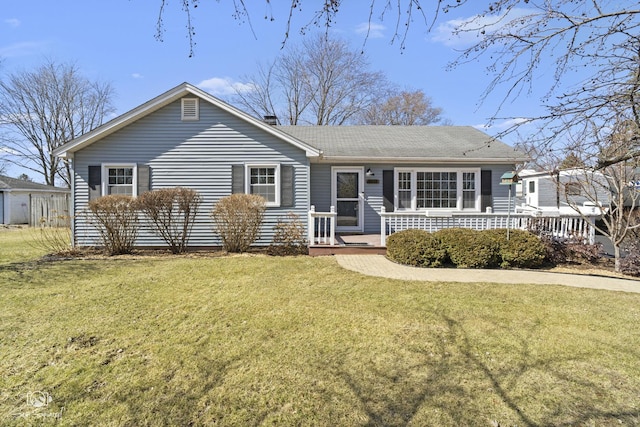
left=366, top=168, right=374, bottom=177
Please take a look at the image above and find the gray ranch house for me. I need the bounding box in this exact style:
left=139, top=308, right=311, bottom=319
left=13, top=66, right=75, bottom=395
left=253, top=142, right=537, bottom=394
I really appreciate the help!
left=53, top=82, right=595, bottom=252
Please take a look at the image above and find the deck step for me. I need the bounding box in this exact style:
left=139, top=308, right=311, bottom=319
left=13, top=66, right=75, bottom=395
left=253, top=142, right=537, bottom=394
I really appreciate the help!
left=308, top=245, right=387, bottom=256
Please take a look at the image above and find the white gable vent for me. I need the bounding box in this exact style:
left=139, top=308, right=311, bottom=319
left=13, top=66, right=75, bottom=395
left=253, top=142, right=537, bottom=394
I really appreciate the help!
left=181, top=98, right=199, bottom=121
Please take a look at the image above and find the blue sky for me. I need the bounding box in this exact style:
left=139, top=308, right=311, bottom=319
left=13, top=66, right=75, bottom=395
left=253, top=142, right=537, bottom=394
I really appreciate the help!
left=1, top=1, right=545, bottom=180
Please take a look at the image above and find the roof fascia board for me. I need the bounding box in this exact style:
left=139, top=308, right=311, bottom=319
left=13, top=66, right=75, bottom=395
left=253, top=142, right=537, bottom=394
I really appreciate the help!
left=53, top=84, right=191, bottom=158
left=54, top=83, right=320, bottom=159
left=184, top=85, right=320, bottom=157
left=313, top=156, right=530, bottom=164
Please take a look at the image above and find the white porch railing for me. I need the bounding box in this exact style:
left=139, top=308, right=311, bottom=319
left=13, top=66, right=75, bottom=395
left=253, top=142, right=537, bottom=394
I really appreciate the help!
left=307, top=206, right=597, bottom=247
left=308, top=205, right=336, bottom=245
left=380, top=207, right=597, bottom=246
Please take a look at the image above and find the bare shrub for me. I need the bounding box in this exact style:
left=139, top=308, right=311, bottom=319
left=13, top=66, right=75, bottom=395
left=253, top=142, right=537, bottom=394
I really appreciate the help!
left=89, top=195, right=139, bottom=255
left=619, top=241, right=640, bottom=277
left=31, top=212, right=75, bottom=255
left=138, top=187, right=202, bottom=253
left=538, top=234, right=602, bottom=265
left=267, top=212, right=308, bottom=256
left=211, top=194, right=265, bottom=253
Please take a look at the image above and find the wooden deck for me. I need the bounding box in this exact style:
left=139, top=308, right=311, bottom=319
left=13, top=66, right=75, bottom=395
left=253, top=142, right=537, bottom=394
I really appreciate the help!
left=309, top=234, right=386, bottom=256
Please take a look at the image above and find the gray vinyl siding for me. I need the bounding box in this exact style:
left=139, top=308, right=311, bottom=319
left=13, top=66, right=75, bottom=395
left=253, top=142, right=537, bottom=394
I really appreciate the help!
left=536, top=177, right=559, bottom=208
left=310, top=163, right=515, bottom=234
left=490, top=165, right=518, bottom=213
left=73, top=97, right=309, bottom=248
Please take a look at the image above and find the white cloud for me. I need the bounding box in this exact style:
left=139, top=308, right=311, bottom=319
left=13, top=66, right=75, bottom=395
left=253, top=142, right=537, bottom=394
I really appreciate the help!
left=473, top=117, right=530, bottom=131
left=197, top=77, right=254, bottom=96
left=355, top=22, right=385, bottom=39
left=431, top=8, right=532, bottom=48
left=4, top=18, right=21, bottom=28
left=131, top=73, right=143, bottom=79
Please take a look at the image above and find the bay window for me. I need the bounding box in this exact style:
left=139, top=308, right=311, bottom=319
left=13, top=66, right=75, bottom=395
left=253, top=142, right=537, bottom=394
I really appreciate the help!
left=395, top=168, right=480, bottom=211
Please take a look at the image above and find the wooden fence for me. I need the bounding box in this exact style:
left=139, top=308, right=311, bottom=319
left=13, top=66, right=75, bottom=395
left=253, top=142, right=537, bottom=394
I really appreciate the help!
left=30, top=193, right=70, bottom=227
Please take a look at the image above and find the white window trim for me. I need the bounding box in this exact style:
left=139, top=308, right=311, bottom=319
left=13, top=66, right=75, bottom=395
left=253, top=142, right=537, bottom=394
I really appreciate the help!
left=102, top=163, right=138, bottom=197
left=394, top=167, right=481, bottom=212
left=181, top=98, right=199, bottom=121
left=245, top=163, right=281, bottom=207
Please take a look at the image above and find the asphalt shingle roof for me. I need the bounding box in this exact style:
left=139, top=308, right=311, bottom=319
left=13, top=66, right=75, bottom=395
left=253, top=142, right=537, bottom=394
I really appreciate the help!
left=0, top=175, right=69, bottom=192
left=276, top=125, right=527, bottom=161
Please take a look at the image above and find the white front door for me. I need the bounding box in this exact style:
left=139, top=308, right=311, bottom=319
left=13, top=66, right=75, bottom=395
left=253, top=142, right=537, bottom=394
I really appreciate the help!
left=332, top=167, right=364, bottom=232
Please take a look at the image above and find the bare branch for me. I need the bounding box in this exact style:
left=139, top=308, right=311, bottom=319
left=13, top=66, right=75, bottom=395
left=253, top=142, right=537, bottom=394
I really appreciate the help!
left=0, top=60, right=115, bottom=186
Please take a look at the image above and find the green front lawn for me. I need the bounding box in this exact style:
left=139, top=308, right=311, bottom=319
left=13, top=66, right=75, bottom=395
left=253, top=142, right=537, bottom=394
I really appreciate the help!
left=1, top=229, right=639, bottom=426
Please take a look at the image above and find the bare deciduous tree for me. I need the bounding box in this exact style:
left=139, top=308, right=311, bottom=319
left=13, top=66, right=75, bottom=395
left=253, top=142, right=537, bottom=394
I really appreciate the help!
left=155, top=0, right=429, bottom=55
left=0, top=60, right=115, bottom=187
left=234, top=34, right=389, bottom=125
left=449, top=2, right=640, bottom=160
left=357, top=89, right=446, bottom=125
left=556, top=119, right=640, bottom=272
left=156, top=2, right=639, bottom=160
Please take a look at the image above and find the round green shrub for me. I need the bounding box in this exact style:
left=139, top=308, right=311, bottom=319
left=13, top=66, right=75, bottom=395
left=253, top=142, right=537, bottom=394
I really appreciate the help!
left=434, top=228, right=500, bottom=268
left=386, top=229, right=447, bottom=267
left=482, top=229, right=546, bottom=269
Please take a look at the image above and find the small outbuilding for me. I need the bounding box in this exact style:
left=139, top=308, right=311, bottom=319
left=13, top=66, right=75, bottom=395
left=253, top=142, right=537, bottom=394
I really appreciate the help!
left=0, top=175, right=70, bottom=225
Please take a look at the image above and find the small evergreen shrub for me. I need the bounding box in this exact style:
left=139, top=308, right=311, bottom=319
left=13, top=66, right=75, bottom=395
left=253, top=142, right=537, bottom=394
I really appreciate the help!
left=211, top=194, right=265, bottom=253
left=267, top=213, right=308, bottom=256
left=386, top=229, right=447, bottom=267
left=483, top=229, right=546, bottom=269
left=88, top=195, right=139, bottom=255
left=434, top=228, right=500, bottom=268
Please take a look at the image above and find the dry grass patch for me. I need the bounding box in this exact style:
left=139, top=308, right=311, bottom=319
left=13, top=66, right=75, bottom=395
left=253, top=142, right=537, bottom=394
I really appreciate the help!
left=0, top=229, right=639, bottom=426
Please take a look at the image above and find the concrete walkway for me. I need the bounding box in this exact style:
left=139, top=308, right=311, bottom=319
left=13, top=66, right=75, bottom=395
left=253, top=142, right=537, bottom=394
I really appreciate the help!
left=335, top=254, right=640, bottom=294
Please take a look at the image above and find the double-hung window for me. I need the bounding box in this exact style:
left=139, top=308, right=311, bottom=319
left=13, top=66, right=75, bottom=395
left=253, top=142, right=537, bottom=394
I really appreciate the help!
left=397, top=171, right=412, bottom=209
left=103, top=164, right=137, bottom=196
left=246, top=164, right=280, bottom=206
left=395, top=168, right=479, bottom=211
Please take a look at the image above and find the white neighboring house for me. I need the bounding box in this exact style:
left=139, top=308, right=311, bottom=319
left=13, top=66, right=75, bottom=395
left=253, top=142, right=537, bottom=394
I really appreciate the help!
left=0, top=175, right=70, bottom=225
left=516, top=168, right=610, bottom=217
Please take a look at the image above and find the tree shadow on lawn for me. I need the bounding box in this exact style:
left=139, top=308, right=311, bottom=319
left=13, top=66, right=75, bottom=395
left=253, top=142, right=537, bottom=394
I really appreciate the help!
left=0, top=257, right=99, bottom=278
left=333, top=313, right=640, bottom=426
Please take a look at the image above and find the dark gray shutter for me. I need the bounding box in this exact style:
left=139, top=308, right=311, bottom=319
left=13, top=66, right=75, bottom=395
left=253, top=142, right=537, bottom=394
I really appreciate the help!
left=137, top=165, right=150, bottom=195
left=88, top=166, right=101, bottom=201
left=280, top=165, right=294, bottom=207
left=382, top=170, right=394, bottom=212
left=232, top=165, right=245, bottom=194
left=481, top=170, right=492, bottom=212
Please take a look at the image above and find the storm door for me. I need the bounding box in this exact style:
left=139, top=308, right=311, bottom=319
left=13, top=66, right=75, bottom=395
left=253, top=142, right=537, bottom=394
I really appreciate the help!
left=332, top=167, right=364, bottom=232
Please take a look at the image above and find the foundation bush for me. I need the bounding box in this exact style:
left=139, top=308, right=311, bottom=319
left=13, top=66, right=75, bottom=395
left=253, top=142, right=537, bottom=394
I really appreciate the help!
left=386, top=229, right=447, bottom=267
left=211, top=194, right=265, bottom=253
left=88, top=195, right=139, bottom=255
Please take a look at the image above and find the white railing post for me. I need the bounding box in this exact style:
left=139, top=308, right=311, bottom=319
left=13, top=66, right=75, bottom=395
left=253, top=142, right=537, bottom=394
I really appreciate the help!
left=329, top=206, right=336, bottom=246
left=380, top=206, right=387, bottom=246
left=308, top=205, right=316, bottom=245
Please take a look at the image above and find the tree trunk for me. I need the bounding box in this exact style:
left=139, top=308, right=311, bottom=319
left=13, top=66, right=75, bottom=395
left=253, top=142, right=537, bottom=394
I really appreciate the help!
left=614, top=244, right=622, bottom=273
